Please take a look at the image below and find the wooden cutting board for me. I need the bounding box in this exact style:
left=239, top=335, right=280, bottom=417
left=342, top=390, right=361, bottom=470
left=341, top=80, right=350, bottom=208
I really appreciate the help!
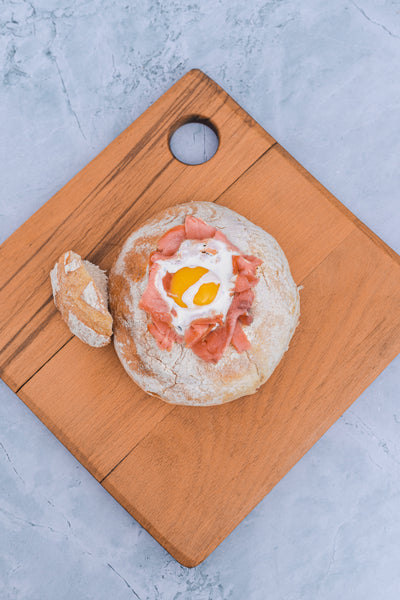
left=1, top=69, right=399, bottom=567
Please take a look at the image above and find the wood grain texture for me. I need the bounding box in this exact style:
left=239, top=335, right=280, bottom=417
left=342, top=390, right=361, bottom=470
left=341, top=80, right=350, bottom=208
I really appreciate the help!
left=0, top=68, right=274, bottom=391
left=19, top=339, right=174, bottom=481
left=102, top=227, right=400, bottom=566
left=214, top=144, right=357, bottom=282
left=1, top=69, right=399, bottom=567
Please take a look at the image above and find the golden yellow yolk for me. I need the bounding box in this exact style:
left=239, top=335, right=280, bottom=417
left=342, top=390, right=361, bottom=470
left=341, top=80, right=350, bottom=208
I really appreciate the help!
left=193, top=282, right=220, bottom=306
left=168, top=267, right=220, bottom=308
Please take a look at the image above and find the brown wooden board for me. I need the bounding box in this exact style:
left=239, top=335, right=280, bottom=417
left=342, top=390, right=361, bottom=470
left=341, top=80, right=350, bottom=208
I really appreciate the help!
left=1, top=69, right=399, bottom=567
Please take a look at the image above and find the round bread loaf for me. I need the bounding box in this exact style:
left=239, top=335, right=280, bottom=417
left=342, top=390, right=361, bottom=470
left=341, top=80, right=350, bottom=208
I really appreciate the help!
left=109, top=202, right=300, bottom=406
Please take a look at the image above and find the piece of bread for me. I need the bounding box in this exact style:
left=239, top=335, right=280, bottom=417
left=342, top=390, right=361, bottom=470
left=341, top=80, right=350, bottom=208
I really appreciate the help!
left=50, top=251, right=113, bottom=347
left=109, top=202, right=300, bottom=406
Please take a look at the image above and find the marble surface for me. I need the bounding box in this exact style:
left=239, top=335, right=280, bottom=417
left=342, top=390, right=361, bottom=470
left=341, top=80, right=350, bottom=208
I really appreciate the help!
left=1, top=0, right=400, bottom=598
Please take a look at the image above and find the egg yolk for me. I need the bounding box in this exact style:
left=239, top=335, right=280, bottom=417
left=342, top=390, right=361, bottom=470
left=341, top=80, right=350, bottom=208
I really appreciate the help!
left=193, top=282, right=220, bottom=306
left=168, top=267, right=220, bottom=308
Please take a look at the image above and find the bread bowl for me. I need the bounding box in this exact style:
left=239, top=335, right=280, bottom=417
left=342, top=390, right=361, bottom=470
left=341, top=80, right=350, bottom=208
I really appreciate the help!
left=109, top=201, right=300, bottom=406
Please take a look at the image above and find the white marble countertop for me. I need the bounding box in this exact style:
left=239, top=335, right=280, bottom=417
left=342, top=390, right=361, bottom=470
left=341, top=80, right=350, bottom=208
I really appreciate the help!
left=1, top=1, right=399, bottom=598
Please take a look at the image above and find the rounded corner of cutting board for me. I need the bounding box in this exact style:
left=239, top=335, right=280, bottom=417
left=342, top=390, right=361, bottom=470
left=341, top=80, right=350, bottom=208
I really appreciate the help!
left=167, top=546, right=208, bottom=569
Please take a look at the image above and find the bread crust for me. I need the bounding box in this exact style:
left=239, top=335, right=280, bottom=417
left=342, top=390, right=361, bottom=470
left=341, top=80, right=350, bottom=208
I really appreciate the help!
left=109, top=202, right=300, bottom=405
left=50, top=251, right=113, bottom=347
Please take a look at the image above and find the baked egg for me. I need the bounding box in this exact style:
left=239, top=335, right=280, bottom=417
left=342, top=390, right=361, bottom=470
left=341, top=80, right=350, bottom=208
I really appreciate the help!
left=154, top=238, right=239, bottom=334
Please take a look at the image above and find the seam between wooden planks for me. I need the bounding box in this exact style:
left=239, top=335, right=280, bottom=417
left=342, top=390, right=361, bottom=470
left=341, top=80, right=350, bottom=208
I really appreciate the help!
left=9, top=135, right=389, bottom=394
left=100, top=226, right=400, bottom=567
left=15, top=335, right=73, bottom=394
left=212, top=142, right=278, bottom=204
left=275, top=144, right=400, bottom=266
left=0, top=76, right=274, bottom=384
left=98, top=406, right=176, bottom=484
left=0, top=68, right=265, bottom=300
left=296, top=229, right=355, bottom=284
left=100, top=119, right=276, bottom=248
left=79, top=90, right=274, bottom=260
left=97, top=226, right=358, bottom=485
left=0, top=155, right=177, bottom=372
left=6, top=143, right=278, bottom=392
left=89, top=92, right=259, bottom=261
left=0, top=69, right=257, bottom=299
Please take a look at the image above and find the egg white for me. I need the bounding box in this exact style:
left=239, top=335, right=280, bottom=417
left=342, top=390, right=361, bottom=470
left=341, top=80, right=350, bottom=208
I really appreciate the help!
left=154, top=238, right=239, bottom=335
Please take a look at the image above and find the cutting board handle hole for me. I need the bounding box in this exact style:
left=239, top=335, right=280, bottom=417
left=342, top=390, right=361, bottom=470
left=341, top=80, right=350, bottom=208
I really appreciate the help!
left=169, top=118, right=219, bottom=165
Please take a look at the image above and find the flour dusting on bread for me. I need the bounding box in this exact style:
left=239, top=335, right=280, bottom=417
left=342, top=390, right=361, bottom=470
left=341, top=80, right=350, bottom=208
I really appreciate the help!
left=80, top=281, right=102, bottom=311
left=68, top=311, right=110, bottom=347
left=109, top=202, right=300, bottom=406
left=50, top=263, right=60, bottom=296
left=83, top=260, right=108, bottom=306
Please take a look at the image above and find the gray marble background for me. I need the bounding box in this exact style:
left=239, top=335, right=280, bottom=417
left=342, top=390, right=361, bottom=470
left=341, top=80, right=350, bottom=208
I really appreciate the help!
left=1, top=1, right=400, bottom=598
